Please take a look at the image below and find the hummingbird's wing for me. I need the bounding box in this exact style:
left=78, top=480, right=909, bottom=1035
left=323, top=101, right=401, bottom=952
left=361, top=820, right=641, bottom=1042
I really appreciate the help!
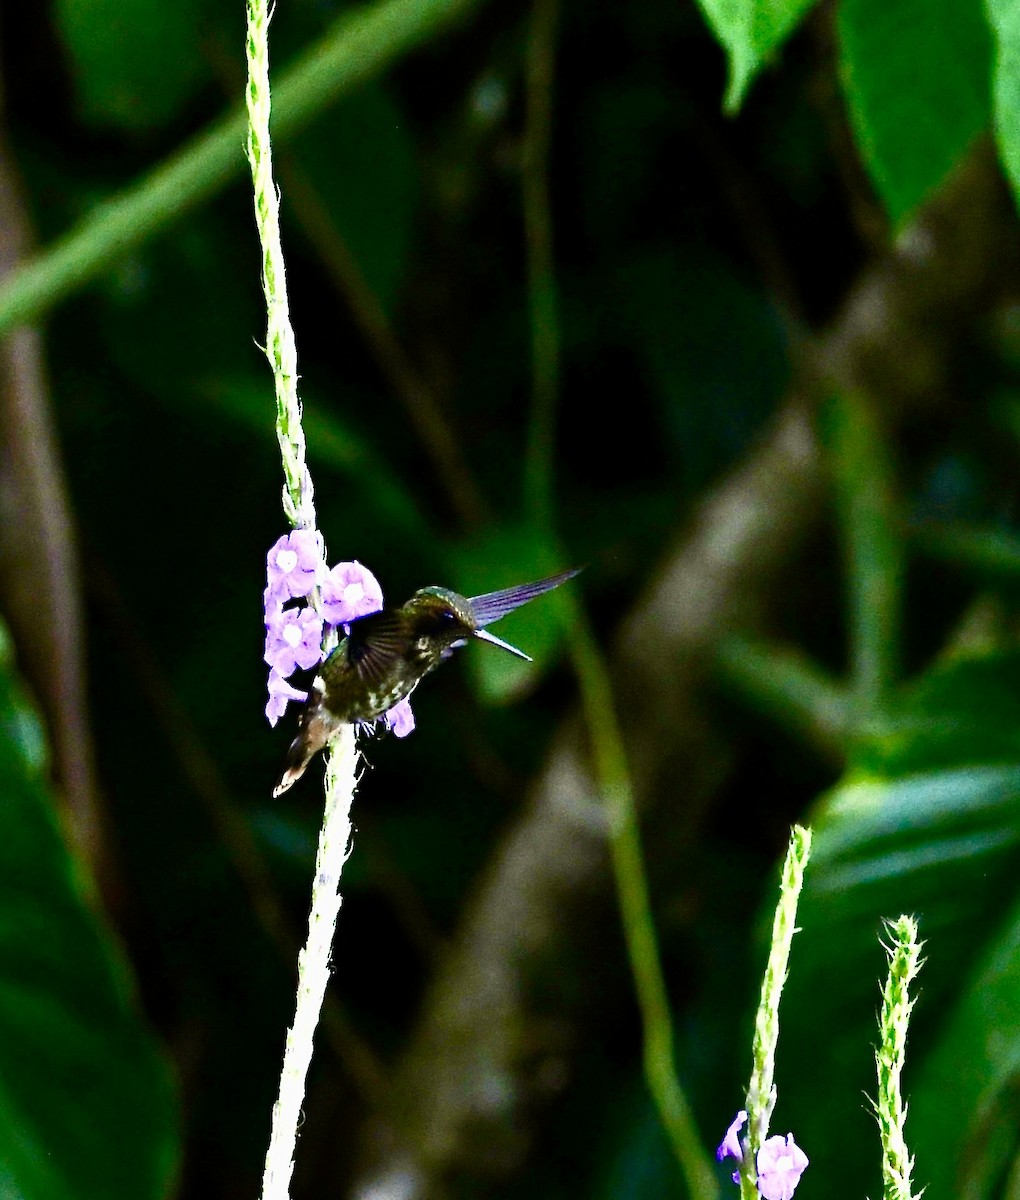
left=346, top=609, right=411, bottom=684
left=469, top=567, right=581, bottom=627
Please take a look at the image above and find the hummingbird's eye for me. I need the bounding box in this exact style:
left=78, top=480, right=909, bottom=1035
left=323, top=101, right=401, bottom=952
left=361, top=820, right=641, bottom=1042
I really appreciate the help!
left=438, top=609, right=458, bottom=627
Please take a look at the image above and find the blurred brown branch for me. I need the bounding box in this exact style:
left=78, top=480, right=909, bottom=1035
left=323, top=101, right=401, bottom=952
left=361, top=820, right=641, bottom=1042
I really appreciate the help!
left=347, top=148, right=1017, bottom=1197
left=0, top=110, right=105, bottom=875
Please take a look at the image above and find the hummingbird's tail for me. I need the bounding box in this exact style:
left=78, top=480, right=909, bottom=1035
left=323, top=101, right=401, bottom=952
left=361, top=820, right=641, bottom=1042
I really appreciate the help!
left=273, top=689, right=332, bottom=797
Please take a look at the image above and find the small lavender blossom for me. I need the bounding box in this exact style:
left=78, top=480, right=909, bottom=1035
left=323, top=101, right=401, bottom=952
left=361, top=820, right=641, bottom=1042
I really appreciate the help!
left=320, top=560, right=383, bottom=626
left=266, top=670, right=309, bottom=726
left=384, top=697, right=415, bottom=738
left=265, top=604, right=324, bottom=676
left=266, top=530, right=325, bottom=601
left=717, top=1110, right=746, bottom=1185
left=718, top=1111, right=747, bottom=1163
left=756, top=1134, right=808, bottom=1200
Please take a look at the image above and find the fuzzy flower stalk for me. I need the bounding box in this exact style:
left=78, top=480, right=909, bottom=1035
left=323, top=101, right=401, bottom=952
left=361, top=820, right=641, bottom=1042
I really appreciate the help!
left=874, top=915, right=924, bottom=1200
left=717, top=825, right=812, bottom=1200
left=245, top=2, right=380, bottom=1198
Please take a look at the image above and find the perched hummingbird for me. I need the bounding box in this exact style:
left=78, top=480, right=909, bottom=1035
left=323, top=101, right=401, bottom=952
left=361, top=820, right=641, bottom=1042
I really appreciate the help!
left=273, top=568, right=580, bottom=796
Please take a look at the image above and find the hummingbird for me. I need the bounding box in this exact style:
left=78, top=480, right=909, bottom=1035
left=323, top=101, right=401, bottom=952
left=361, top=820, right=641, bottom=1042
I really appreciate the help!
left=273, top=568, right=580, bottom=795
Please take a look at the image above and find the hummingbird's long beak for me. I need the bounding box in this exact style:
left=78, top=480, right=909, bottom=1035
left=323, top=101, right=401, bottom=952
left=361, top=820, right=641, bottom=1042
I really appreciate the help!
left=469, top=568, right=581, bottom=628
left=473, top=628, right=532, bottom=660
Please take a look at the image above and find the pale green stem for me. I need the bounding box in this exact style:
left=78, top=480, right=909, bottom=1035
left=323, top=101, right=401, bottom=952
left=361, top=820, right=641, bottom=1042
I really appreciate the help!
left=562, top=592, right=719, bottom=1200
left=737, top=825, right=811, bottom=1198
left=245, top=4, right=365, bottom=1197
left=245, top=0, right=313, bottom=527
left=518, top=11, right=710, bottom=1186
left=0, top=0, right=482, bottom=338
left=261, top=729, right=359, bottom=1200
left=826, top=393, right=903, bottom=715
left=875, top=916, right=923, bottom=1200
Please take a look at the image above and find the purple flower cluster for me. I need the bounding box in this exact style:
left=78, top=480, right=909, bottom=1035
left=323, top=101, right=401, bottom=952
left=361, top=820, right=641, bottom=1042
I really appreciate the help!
left=717, top=1112, right=808, bottom=1200
left=262, top=531, right=414, bottom=738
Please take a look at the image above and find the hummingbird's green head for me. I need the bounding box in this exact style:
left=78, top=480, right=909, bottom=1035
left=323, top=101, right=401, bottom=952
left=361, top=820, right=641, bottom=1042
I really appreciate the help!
left=405, top=587, right=533, bottom=661
left=406, top=568, right=581, bottom=661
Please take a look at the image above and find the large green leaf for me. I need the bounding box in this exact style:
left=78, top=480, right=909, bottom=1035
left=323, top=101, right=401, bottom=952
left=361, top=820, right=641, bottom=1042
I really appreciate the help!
left=54, top=0, right=209, bottom=131
left=692, top=0, right=822, bottom=110
left=909, top=901, right=1020, bottom=1197
left=987, top=0, right=1020, bottom=212
left=773, top=650, right=1020, bottom=1199
left=838, top=0, right=991, bottom=226
left=0, top=640, right=178, bottom=1199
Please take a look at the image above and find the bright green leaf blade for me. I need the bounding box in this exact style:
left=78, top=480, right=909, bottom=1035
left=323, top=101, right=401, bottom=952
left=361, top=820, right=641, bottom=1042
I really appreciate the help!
left=54, top=0, right=208, bottom=130
left=987, top=0, right=1020, bottom=211
left=909, top=903, right=1020, bottom=1198
left=692, top=0, right=822, bottom=110
left=839, top=0, right=991, bottom=225
left=0, top=646, right=179, bottom=1200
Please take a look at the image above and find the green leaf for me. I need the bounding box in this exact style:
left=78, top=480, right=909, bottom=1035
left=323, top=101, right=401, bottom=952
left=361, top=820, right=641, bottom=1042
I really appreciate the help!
left=54, top=0, right=209, bottom=131
left=838, top=0, right=991, bottom=225
left=0, top=642, right=179, bottom=1200
left=775, top=649, right=1020, bottom=1198
left=987, top=0, right=1020, bottom=212
left=692, top=0, right=822, bottom=110
left=909, top=902, right=1020, bottom=1198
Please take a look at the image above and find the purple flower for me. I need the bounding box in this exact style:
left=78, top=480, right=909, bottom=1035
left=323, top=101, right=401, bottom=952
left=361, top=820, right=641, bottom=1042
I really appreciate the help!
left=718, top=1110, right=746, bottom=1185
left=264, top=604, right=324, bottom=676
left=717, top=1111, right=746, bottom=1163
left=266, top=670, right=308, bottom=727
left=320, top=560, right=384, bottom=626
left=756, top=1134, right=808, bottom=1200
left=384, top=697, right=415, bottom=738
left=266, top=530, right=325, bottom=601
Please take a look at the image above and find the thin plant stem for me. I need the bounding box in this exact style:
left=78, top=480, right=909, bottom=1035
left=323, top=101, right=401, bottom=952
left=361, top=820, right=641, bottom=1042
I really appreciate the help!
left=826, top=392, right=902, bottom=715
left=562, top=596, right=719, bottom=1200
left=0, top=0, right=483, bottom=337
left=246, top=3, right=366, bottom=1195
left=737, top=825, right=811, bottom=1199
left=519, top=8, right=714, bottom=1191
left=245, top=0, right=313, bottom=528
left=875, top=916, right=923, bottom=1200
left=260, top=729, right=359, bottom=1200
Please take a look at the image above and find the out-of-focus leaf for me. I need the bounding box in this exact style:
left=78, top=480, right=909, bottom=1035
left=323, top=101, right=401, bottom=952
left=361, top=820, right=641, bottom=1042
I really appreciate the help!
left=838, top=0, right=991, bottom=226
left=776, top=649, right=1020, bottom=1199
left=853, top=651, right=1020, bottom=774
left=0, top=636, right=179, bottom=1200
left=453, top=528, right=571, bottom=704
left=287, top=84, right=418, bottom=315
left=692, top=0, right=822, bottom=110
left=914, top=520, right=1020, bottom=578
left=54, top=0, right=209, bottom=131
left=987, top=0, right=1020, bottom=213
left=909, top=899, right=1020, bottom=1198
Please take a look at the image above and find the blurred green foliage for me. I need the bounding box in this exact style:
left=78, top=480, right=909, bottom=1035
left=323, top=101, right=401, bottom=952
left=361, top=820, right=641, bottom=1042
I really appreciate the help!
left=4, top=0, right=1020, bottom=1197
